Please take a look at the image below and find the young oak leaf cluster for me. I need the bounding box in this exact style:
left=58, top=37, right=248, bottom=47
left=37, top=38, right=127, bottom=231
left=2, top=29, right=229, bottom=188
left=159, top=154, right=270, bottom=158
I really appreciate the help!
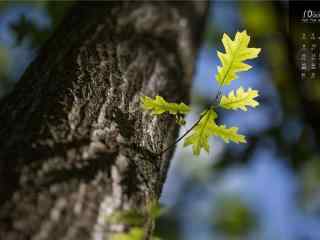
left=140, top=30, right=261, bottom=156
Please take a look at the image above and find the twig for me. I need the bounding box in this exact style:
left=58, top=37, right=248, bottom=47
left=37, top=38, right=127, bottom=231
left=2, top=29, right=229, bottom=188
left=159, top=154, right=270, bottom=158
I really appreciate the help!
left=157, top=108, right=210, bottom=156
left=157, top=57, right=229, bottom=156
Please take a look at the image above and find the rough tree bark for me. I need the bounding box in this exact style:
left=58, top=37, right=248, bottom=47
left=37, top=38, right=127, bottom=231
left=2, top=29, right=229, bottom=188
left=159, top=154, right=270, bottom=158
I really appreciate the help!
left=0, top=1, right=208, bottom=240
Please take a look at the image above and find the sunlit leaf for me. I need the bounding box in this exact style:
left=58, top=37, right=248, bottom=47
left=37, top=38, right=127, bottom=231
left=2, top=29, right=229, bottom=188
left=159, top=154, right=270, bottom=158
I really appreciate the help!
left=209, top=124, right=246, bottom=144
left=216, top=30, right=261, bottom=85
left=140, top=95, right=190, bottom=115
left=183, top=109, right=246, bottom=155
left=220, top=87, right=259, bottom=111
left=183, top=109, right=217, bottom=155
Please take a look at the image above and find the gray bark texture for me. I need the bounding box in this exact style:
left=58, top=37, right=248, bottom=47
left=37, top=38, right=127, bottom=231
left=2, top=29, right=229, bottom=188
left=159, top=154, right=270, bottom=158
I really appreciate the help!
left=0, top=1, right=208, bottom=239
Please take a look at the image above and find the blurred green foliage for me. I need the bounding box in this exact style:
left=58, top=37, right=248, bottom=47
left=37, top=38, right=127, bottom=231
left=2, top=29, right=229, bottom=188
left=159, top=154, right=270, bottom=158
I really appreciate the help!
left=211, top=195, right=258, bottom=237
left=0, top=0, right=74, bottom=98
left=109, top=201, right=164, bottom=240
left=301, top=157, right=320, bottom=212
left=0, top=45, right=10, bottom=74
left=240, top=2, right=277, bottom=36
left=8, top=0, right=74, bottom=48
left=154, top=213, right=180, bottom=240
left=112, top=227, right=161, bottom=240
left=0, top=45, right=12, bottom=97
left=10, top=13, right=50, bottom=47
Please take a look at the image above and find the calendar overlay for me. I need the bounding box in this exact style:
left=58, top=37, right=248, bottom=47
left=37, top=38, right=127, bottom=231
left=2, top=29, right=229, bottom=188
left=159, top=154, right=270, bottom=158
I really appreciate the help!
left=290, top=2, right=320, bottom=85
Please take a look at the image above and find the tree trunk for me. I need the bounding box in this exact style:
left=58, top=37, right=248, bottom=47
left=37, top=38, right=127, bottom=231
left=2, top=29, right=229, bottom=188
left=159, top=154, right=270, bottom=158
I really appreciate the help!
left=0, top=1, right=208, bottom=239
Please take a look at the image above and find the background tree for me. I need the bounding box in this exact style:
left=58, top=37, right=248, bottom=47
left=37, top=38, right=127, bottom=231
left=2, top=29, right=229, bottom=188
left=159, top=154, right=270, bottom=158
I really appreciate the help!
left=0, top=2, right=208, bottom=240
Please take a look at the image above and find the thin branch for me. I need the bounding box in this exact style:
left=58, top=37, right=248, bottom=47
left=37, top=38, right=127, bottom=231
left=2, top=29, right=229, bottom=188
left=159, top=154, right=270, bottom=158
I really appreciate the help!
left=157, top=108, right=210, bottom=156
left=157, top=47, right=231, bottom=156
